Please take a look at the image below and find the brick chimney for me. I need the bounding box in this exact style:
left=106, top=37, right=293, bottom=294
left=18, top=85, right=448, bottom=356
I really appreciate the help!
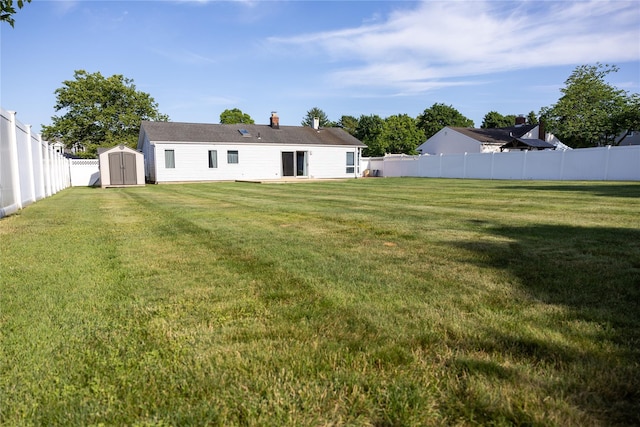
left=538, top=118, right=546, bottom=141
left=515, top=115, right=525, bottom=126
left=270, top=111, right=280, bottom=129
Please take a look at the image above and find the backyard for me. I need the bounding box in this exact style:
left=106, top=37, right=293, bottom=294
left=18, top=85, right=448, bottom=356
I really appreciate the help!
left=1, top=178, right=639, bottom=426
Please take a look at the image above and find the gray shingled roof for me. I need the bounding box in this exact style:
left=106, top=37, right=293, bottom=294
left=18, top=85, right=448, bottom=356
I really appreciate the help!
left=140, top=121, right=366, bottom=147
left=451, top=125, right=537, bottom=144
left=502, top=138, right=556, bottom=150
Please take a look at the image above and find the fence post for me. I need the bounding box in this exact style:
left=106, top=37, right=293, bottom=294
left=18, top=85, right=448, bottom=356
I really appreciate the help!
left=25, top=124, right=36, bottom=205
left=490, top=152, right=495, bottom=180
left=35, top=134, right=45, bottom=200
left=522, top=150, right=528, bottom=180
left=43, top=142, right=51, bottom=197
left=603, top=145, right=611, bottom=181
left=463, top=152, right=468, bottom=179
left=7, top=111, right=23, bottom=210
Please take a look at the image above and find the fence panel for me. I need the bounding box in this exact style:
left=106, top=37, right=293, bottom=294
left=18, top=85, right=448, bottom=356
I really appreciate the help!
left=524, top=150, right=562, bottom=180
left=604, top=145, right=640, bottom=181
left=70, top=159, right=100, bottom=186
left=16, top=120, right=35, bottom=206
left=464, top=153, right=493, bottom=179
left=367, top=146, right=640, bottom=181
left=0, top=107, right=71, bottom=218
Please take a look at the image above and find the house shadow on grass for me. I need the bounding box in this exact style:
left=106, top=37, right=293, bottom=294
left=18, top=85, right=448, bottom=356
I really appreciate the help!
left=449, top=223, right=640, bottom=425
left=496, top=183, right=640, bottom=198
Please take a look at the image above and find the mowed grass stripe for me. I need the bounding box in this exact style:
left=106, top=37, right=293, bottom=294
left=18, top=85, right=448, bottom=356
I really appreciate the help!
left=1, top=179, right=639, bottom=426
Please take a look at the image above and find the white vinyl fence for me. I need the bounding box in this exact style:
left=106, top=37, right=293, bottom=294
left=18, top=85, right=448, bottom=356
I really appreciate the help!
left=363, top=145, right=640, bottom=181
left=1, top=108, right=71, bottom=218
left=69, top=159, right=100, bottom=187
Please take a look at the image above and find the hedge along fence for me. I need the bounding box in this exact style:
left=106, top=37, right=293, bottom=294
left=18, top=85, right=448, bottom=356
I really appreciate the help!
left=364, top=145, right=640, bottom=181
left=1, top=107, right=71, bottom=218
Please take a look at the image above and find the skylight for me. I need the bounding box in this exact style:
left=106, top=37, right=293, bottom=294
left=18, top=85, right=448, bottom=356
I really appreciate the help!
left=238, top=129, right=251, bottom=137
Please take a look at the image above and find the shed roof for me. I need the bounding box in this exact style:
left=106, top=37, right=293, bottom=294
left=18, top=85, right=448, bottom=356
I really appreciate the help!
left=140, top=121, right=366, bottom=147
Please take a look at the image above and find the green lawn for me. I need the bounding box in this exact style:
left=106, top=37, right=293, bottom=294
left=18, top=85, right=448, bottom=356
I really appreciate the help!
left=1, top=178, right=639, bottom=426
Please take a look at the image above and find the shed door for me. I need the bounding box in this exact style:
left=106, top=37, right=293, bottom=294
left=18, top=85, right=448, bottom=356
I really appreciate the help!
left=122, top=152, right=137, bottom=184
left=109, top=152, right=137, bottom=185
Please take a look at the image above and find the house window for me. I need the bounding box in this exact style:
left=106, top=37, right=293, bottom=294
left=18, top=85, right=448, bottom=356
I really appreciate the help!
left=227, top=150, right=239, bottom=164
left=208, top=150, right=218, bottom=168
left=346, top=152, right=355, bottom=173
left=165, top=149, right=175, bottom=168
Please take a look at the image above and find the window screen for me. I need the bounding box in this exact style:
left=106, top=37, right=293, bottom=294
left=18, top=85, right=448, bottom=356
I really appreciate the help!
left=208, top=150, right=217, bottom=168
left=227, top=150, right=239, bottom=164
left=346, top=152, right=355, bottom=173
left=165, top=149, right=175, bottom=168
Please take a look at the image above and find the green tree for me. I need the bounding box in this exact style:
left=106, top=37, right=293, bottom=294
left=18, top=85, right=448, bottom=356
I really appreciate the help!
left=220, top=108, right=254, bottom=124
left=1, top=0, right=30, bottom=27
left=355, top=114, right=386, bottom=157
left=416, top=103, right=474, bottom=139
left=337, top=115, right=358, bottom=136
left=42, top=70, right=168, bottom=156
left=381, top=114, right=425, bottom=155
left=301, top=107, right=334, bottom=127
left=481, top=111, right=517, bottom=128
left=540, top=63, right=632, bottom=147
left=526, top=111, right=539, bottom=126
left=617, top=93, right=640, bottom=143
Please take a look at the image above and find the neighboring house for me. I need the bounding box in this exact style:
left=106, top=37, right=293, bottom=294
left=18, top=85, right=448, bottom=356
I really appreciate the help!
left=50, top=140, right=87, bottom=158
left=98, top=145, right=145, bottom=188
left=137, top=112, right=366, bottom=183
left=417, top=117, right=567, bottom=155
left=616, top=130, right=640, bottom=146
left=499, top=138, right=556, bottom=151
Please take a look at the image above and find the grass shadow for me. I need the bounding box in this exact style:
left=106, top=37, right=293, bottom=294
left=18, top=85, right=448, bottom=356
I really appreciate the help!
left=452, top=223, right=640, bottom=424
left=496, top=183, right=640, bottom=198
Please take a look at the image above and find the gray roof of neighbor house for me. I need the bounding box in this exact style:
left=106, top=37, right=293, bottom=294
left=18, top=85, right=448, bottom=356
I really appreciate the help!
left=140, top=121, right=366, bottom=148
left=450, top=124, right=537, bottom=144
left=501, top=138, right=556, bottom=150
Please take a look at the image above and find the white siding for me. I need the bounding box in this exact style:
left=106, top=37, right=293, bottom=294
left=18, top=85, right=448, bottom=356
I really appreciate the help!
left=150, top=142, right=360, bottom=183
left=416, top=127, right=481, bottom=155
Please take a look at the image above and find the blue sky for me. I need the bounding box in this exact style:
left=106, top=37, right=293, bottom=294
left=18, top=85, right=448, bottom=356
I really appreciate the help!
left=2, top=0, right=639, bottom=135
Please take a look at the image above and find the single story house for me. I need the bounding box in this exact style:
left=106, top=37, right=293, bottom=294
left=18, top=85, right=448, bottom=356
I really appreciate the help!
left=98, top=145, right=145, bottom=187
left=416, top=117, right=567, bottom=155
left=137, top=112, right=367, bottom=183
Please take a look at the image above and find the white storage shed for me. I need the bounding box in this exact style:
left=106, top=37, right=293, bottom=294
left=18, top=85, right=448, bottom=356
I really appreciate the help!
left=98, top=145, right=145, bottom=188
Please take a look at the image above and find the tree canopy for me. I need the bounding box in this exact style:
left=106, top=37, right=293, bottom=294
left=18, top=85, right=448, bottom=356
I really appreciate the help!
left=380, top=114, right=425, bottom=155
left=1, top=0, right=30, bottom=27
left=481, top=111, right=516, bottom=128
left=337, top=115, right=358, bottom=136
left=526, top=111, right=539, bottom=126
left=219, top=108, right=254, bottom=125
left=42, top=70, right=168, bottom=157
left=355, top=115, right=386, bottom=157
left=301, top=107, right=334, bottom=127
left=417, top=103, right=474, bottom=139
left=540, top=63, right=637, bottom=147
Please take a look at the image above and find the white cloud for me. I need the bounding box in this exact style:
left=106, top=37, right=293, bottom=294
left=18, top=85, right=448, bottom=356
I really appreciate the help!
left=268, top=0, right=640, bottom=95
left=51, top=0, right=79, bottom=16
left=150, top=48, right=217, bottom=65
